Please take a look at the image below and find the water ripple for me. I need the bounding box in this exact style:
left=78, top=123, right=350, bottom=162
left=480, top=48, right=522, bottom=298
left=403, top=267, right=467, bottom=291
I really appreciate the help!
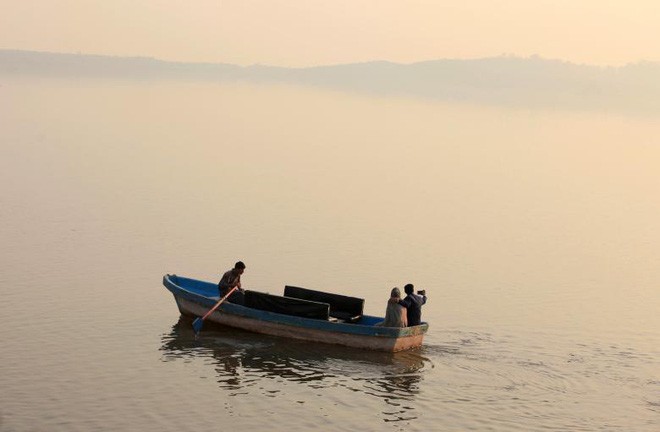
left=160, top=318, right=432, bottom=423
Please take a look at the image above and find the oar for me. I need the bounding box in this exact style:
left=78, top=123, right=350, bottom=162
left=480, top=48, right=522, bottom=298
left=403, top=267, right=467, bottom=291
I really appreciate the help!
left=192, top=286, right=238, bottom=335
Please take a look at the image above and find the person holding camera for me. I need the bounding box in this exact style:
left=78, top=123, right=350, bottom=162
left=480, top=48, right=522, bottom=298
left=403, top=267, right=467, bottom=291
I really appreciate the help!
left=391, top=283, right=427, bottom=326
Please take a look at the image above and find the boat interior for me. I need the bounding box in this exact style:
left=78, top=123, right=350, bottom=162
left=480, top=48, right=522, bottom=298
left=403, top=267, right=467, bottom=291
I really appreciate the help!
left=244, top=286, right=365, bottom=323
left=167, top=275, right=370, bottom=325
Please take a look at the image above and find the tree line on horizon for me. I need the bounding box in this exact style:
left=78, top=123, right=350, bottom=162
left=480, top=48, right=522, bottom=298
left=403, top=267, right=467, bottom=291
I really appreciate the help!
left=1, top=49, right=658, bottom=114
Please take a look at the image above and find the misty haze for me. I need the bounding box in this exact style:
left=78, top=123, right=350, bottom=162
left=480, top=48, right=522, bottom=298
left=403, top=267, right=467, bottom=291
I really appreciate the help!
left=2, top=50, right=660, bottom=115
left=1, top=47, right=659, bottom=431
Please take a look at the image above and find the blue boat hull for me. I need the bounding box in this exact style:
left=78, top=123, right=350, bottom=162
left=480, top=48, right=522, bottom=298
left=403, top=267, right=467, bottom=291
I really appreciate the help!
left=163, top=274, right=428, bottom=352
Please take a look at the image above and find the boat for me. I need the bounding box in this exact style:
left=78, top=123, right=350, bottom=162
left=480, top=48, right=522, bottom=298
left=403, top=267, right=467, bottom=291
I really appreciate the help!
left=162, top=274, right=429, bottom=352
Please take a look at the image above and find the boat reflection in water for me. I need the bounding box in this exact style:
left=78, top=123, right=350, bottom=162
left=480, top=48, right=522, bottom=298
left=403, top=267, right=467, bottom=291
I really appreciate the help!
left=160, top=318, right=430, bottom=423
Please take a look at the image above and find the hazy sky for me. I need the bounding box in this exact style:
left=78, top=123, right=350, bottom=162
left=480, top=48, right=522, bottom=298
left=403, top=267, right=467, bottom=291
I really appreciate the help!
left=2, top=1, right=659, bottom=67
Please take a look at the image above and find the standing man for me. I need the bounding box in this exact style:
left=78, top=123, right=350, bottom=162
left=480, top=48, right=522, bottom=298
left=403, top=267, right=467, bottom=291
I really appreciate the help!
left=218, top=261, right=246, bottom=305
left=393, top=283, right=427, bottom=326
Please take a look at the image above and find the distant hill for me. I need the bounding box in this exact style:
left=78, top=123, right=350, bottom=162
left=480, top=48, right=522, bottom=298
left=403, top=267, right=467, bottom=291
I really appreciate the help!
left=0, top=50, right=242, bottom=80
left=2, top=50, right=659, bottom=114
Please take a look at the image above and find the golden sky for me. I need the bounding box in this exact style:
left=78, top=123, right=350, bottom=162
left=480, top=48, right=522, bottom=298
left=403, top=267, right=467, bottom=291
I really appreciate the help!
left=1, top=0, right=659, bottom=66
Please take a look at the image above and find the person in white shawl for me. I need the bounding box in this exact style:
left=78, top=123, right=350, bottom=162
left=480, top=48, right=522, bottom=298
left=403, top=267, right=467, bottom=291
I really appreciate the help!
left=378, top=287, right=408, bottom=327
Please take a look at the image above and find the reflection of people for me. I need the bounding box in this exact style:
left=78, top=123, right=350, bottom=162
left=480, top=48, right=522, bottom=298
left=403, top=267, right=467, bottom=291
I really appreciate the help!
left=218, top=261, right=246, bottom=305
left=392, top=283, right=427, bottom=326
left=378, top=287, right=407, bottom=327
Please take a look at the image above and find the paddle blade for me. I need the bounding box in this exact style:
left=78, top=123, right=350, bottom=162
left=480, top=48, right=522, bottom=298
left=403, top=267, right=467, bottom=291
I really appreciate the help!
left=192, top=317, right=204, bottom=334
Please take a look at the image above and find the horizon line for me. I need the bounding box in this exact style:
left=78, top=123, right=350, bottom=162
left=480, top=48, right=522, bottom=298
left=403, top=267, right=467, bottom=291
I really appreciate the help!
left=1, top=48, right=656, bottom=70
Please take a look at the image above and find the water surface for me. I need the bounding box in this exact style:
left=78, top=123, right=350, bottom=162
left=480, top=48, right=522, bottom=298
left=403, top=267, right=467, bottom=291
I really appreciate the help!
left=1, top=78, right=658, bottom=431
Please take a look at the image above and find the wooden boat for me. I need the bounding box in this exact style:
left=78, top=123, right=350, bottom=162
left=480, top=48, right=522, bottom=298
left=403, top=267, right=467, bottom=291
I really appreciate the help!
left=163, top=274, right=428, bottom=352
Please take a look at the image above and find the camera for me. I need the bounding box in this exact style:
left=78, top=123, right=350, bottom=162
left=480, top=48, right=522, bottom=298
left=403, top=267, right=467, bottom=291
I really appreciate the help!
left=417, top=290, right=426, bottom=296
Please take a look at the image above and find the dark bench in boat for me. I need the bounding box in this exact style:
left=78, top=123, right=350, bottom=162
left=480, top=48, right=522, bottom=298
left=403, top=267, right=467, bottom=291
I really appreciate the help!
left=284, top=285, right=364, bottom=323
left=244, top=290, right=330, bottom=320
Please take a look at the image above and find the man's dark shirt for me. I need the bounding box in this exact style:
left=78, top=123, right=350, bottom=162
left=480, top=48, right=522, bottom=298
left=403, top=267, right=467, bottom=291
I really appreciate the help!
left=217, top=269, right=245, bottom=305
left=398, top=293, right=427, bottom=326
left=218, top=269, right=241, bottom=295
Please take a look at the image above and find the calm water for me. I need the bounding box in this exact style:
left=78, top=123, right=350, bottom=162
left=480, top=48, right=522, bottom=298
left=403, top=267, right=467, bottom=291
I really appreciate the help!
left=1, top=78, right=659, bottom=431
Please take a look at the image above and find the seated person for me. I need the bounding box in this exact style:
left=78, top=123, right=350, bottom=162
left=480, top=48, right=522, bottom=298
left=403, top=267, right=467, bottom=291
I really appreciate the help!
left=378, top=287, right=408, bottom=327
left=393, top=283, right=427, bottom=326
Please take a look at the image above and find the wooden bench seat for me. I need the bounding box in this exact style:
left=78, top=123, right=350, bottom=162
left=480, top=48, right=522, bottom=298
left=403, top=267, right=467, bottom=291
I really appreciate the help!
left=284, top=285, right=364, bottom=323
